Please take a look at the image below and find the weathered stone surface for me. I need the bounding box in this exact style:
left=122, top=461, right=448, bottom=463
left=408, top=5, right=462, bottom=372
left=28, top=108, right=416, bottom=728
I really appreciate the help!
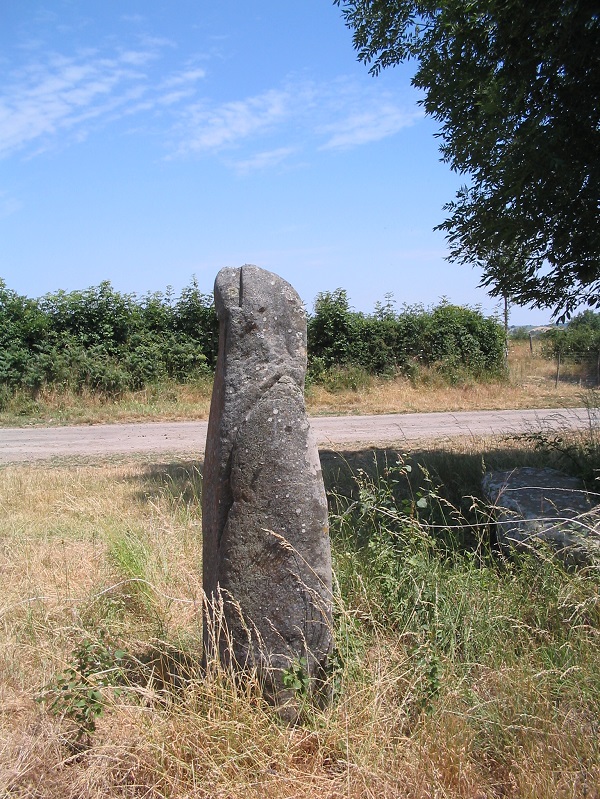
left=202, top=264, right=332, bottom=712
left=482, top=467, right=600, bottom=566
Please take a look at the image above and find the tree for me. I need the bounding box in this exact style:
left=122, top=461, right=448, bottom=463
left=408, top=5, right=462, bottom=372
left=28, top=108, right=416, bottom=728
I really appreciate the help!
left=334, top=0, right=600, bottom=319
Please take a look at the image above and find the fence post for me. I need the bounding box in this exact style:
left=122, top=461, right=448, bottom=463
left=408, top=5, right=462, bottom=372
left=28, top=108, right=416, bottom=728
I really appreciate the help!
left=555, top=352, right=561, bottom=388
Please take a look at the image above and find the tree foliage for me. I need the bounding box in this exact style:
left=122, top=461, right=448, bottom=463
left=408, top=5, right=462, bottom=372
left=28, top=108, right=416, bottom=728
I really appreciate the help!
left=0, top=279, right=505, bottom=406
left=308, top=289, right=505, bottom=383
left=334, top=0, right=600, bottom=318
left=542, top=309, right=600, bottom=362
left=0, top=278, right=217, bottom=401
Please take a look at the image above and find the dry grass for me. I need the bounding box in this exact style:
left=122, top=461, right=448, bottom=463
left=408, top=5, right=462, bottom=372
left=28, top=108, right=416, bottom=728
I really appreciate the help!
left=0, top=462, right=203, bottom=706
left=0, top=380, right=214, bottom=428
left=306, top=340, right=591, bottom=416
left=0, top=341, right=593, bottom=428
left=1, top=439, right=599, bottom=798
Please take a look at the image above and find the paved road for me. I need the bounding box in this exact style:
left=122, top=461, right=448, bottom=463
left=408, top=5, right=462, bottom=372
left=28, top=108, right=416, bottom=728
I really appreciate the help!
left=0, top=407, right=594, bottom=464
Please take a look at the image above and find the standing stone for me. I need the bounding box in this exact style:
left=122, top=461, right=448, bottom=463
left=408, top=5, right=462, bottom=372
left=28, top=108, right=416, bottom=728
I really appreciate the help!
left=202, top=265, right=333, bottom=713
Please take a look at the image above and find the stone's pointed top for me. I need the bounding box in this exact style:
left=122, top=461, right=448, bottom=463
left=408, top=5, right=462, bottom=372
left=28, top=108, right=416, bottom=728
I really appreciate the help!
left=212, top=264, right=308, bottom=383
left=215, top=264, right=303, bottom=318
left=214, top=267, right=242, bottom=308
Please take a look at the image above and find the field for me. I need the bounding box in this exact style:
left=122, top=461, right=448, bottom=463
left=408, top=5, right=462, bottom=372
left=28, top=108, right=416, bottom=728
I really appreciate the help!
left=1, top=340, right=599, bottom=798
left=0, top=340, right=594, bottom=428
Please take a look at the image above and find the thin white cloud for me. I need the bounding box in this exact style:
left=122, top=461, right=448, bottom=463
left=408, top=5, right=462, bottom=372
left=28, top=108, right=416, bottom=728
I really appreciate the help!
left=157, top=89, right=197, bottom=107
left=160, top=69, right=206, bottom=89
left=320, top=103, right=423, bottom=150
left=172, top=78, right=417, bottom=165
left=117, top=49, right=158, bottom=67
left=231, top=146, right=298, bottom=175
left=0, top=38, right=420, bottom=168
left=0, top=45, right=206, bottom=158
left=138, top=35, right=176, bottom=50
left=179, top=88, right=291, bottom=153
left=1, top=54, right=139, bottom=155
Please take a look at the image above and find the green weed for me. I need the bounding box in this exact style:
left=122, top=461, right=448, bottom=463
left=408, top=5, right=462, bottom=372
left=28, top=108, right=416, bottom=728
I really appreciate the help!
left=37, top=631, right=126, bottom=750
left=281, top=657, right=310, bottom=698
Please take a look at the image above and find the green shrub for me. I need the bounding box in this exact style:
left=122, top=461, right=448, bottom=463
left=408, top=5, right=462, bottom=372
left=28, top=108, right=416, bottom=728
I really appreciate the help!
left=509, top=325, right=532, bottom=341
left=543, top=312, right=600, bottom=362
left=308, top=291, right=505, bottom=384
left=307, top=289, right=359, bottom=368
left=37, top=631, right=126, bottom=750
left=0, top=277, right=218, bottom=401
left=1, top=279, right=505, bottom=400
left=330, top=453, right=600, bottom=722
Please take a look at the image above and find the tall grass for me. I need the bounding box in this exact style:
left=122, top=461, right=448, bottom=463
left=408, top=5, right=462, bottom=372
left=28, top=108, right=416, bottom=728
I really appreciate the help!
left=0, top=377, right=214, bottom=427
left=1, top=445, right=599, bottom=797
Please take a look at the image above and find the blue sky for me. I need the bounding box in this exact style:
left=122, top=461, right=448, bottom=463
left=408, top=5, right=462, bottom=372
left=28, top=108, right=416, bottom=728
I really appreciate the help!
left=1, top=1, right=552, bottom=325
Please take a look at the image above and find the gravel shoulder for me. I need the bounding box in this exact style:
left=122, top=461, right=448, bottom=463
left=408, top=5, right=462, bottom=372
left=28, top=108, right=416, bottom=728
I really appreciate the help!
left=0, top=408, right=593, bottom=465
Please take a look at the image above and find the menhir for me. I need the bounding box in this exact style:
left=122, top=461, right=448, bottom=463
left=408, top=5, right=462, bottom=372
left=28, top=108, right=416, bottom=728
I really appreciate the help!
left=202, top=264, right=333, bottom=717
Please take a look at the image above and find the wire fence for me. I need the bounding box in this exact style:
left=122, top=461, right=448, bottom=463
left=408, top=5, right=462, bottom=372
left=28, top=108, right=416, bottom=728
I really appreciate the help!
left=549, top=350, right=600, bottom=388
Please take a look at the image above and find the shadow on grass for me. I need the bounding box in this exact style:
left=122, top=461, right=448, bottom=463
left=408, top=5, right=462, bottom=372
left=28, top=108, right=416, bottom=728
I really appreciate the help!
left=127, top=434, right=572, bottom=524
left=319, top=439, right=571, bottom=509
left=130, top=460, right=204, bottom=507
